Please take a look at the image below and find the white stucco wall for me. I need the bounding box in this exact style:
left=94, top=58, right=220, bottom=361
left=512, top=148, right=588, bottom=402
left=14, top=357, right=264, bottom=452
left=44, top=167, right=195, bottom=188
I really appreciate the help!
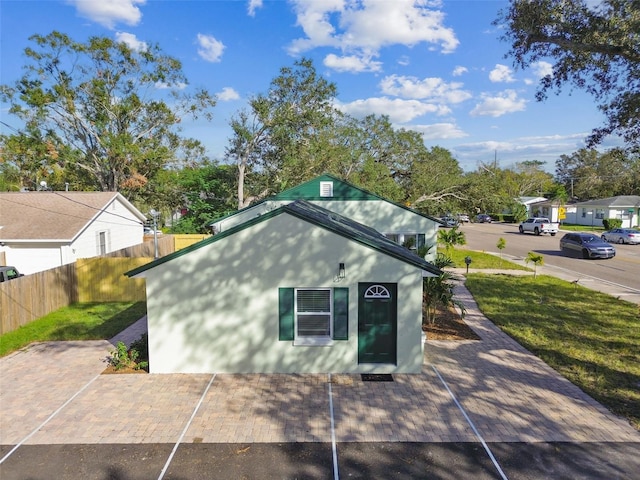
left=213, top=199, right=439, bottom=262
left=140, top=213, right=425, bottom=374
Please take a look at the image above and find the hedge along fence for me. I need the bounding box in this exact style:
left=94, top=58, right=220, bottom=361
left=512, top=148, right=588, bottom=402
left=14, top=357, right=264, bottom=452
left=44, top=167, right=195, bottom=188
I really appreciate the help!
left=76, top=257, right=151, bottom=303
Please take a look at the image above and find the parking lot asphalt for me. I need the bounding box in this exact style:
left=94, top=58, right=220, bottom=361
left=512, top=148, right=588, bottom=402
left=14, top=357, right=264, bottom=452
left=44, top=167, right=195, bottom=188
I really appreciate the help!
left=1, top=282, right=639, bottom=479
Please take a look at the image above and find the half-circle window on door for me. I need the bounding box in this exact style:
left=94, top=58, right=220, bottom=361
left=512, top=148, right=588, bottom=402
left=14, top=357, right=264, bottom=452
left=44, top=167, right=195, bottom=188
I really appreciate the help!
left=364, top=285, right=391, bottom=299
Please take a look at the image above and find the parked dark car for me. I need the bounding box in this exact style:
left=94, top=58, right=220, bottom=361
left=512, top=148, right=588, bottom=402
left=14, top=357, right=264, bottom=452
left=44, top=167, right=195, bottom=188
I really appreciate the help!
left=475, top=214, right=492, bottom=223
left=559, top=233, right=616, bottom=259
left=0, top=266, right=24, bottom=282
left=601, top=228, right=640, bottom=245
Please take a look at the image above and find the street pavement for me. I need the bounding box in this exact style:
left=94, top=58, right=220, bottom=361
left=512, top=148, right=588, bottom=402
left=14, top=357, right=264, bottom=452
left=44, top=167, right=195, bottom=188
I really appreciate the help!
left=1, top=282, right=639, bottom=479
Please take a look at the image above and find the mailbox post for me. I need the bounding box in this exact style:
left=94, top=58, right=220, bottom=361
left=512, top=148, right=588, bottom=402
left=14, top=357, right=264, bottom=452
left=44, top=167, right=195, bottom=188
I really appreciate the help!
left=464, top=256, right=472, bottom=274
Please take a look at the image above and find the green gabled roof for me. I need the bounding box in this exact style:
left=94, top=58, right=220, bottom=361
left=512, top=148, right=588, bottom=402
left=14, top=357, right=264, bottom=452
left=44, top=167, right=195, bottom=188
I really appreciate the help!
left=208, top=174, right=441, bottom=226
left=127, top=200, right=441, bottom=278
left=273, top=174, right=380, bottom=200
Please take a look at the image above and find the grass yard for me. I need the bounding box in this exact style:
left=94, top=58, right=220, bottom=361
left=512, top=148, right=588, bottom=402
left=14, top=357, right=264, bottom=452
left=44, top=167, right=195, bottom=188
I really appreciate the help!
left=465, top=273, right=640, bottom=430
left=0, top=302, right=146, bottom=357
left=444, top=248, right=530, bottom=270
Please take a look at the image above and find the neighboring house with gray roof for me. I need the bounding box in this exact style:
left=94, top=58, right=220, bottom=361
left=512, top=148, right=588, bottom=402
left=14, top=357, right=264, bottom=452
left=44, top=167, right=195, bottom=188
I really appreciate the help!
left=564, top=195, right=640, bottom=228
left=209, top=174, right=443, bottom=263
left=127, top=200, right=440, bottom=374
left=0, top=192, right=146, bottom=274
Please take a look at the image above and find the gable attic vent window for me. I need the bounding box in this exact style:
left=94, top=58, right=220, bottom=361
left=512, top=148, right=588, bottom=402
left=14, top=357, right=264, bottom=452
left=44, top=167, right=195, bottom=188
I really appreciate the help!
left=320, top=181, right=333, bottom=197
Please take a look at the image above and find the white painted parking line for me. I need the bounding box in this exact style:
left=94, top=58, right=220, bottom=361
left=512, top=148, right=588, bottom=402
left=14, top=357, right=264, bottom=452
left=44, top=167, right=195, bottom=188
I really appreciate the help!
left=432, top=365, right=509, bottom=480
left=0, top=372, right=101, bottom=465
left=157, top=374, right=216, bottom=480
left=328, top=374, right=340, bottom=480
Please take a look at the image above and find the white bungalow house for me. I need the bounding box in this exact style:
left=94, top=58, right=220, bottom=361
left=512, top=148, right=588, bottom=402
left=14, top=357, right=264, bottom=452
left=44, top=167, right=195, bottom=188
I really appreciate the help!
left=127, top=200, right=440, bottom=375
left=518, top=196, right=548, bottom=216
left=525, top=198, right=564, bottom=223
left=209, top=174, right=443, bottom=263
left=564, top=196, right=640, bottom=228
left=0, top=192, right=146, bottom=274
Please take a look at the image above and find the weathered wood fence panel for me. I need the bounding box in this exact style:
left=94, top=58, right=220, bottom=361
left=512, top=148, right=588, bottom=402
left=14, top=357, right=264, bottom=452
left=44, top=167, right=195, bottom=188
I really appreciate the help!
left=0, top=263, right=78, bottom=335
left=76, top=257, right=151, bottom=303
left=173, top=234, right=211, bottom=251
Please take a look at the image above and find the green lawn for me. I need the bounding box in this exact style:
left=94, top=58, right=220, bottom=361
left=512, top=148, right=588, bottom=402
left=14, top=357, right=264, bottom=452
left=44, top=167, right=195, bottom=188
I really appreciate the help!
left=0, top=302, right=146, bottom=357
left=465, top=273, right=640, bottom=430
left=559, top=224, right=605, bottom=232
left=443, top=248, right=530, bottom=270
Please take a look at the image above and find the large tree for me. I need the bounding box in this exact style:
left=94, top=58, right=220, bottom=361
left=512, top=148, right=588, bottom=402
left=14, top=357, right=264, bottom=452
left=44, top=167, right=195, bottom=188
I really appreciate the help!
left=0, top=31, right=216, bottom=195
left=226, top=58, right=338, bottom=208
left=555, top=147, right=640, bottom=199
left=495, top=0, right=640, bottom=149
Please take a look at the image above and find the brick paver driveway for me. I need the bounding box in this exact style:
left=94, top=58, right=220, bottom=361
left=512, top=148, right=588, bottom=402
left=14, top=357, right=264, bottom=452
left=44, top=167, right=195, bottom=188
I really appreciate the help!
left=1, top=284, right=639, bottom=479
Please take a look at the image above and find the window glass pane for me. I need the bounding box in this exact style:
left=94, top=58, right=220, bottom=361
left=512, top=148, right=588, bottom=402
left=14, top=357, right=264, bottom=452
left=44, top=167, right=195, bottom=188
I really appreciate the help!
left=298, top=314, right=330, bottom=336
left=297, top=290, right=330, bottom=312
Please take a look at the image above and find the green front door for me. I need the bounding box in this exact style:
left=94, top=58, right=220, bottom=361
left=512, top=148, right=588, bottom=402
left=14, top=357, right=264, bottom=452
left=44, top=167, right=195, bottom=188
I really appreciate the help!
left=358, top=283, right=397, bottom=364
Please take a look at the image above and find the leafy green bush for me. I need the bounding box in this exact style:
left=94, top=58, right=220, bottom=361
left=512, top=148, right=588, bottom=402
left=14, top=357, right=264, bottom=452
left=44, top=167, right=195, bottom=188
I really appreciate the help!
left=603, top=218, right=623, bottom=230
left=109, top=337, right=148, bottom=371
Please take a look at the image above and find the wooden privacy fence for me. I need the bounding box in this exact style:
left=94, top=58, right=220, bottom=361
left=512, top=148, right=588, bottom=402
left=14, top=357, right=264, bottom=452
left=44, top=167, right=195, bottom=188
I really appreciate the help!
left=0, top=234, right=210, bottom=334
left=76, top=257, right=151, bottom=303
left=0, top=263, right=78, bottom=335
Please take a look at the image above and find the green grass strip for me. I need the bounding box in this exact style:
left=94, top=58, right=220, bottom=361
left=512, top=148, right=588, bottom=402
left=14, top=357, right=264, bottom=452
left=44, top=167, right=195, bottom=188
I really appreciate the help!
left=0, top=302, right=146, bottom=357
left=465, top=274, right=640, bottom=430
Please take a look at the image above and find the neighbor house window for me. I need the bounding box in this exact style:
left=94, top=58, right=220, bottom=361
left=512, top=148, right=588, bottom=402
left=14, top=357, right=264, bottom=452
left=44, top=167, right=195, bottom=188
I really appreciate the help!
left=96, top=231, right=108, bottom=255
left=279, top=287, right=348, bottom=345
left=320, top=181, right=333, bottom=197
left=595, top=209, right=605, bottom=219
left=582, top=208, right=587, bottom=218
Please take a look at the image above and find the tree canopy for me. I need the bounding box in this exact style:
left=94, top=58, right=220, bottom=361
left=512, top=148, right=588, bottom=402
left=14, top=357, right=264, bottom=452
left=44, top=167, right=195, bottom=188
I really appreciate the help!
left=496, top=0, right=640, bottom=149
left=0, top=31, right=216, bottom=197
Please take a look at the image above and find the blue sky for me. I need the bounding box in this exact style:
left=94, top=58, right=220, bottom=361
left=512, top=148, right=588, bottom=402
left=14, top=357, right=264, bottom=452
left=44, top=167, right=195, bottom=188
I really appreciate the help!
left=0, top=0, right=621, bottom=173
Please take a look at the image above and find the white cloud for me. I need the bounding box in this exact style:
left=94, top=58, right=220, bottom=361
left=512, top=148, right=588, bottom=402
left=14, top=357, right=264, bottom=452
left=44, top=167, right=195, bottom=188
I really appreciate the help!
left=397, top=55, right=410, bottom=67
left=248, top=0, right=263, bottom=16
left=489, top=64, right=515, bottom=83
left=70, top=0, right=145, bottom=29
left=336, top=97, right=448, bottom=124
left=217, top=87, right=240, bottom=101
left=470, top=90, right=526, bottom=117
left=323, top=54, right=382, bottom=73
left=197, top=34, right=225, bottom=62
left=114, top=32, right=147, bottom=51
left=379, top=74, right=472, bottom=103
left=532, top=61, right=553, bottom=78
left=410, top=123, right=468, bottom=140
left=288, top=0, right=459, bottom=72
left=452, top=66, right=468, bottom=77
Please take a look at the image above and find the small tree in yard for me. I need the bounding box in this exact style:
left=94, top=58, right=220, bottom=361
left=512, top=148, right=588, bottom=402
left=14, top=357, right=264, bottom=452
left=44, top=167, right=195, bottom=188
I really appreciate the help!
left=497, top=237, right=506, bottom=259
left=423, top=253, right=466, bottom=325
left=525, top=252, right=544, bottom=278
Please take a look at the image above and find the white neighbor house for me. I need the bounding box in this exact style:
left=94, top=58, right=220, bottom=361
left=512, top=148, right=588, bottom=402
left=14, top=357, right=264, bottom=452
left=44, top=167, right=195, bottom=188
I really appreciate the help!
left=127, top=200, right=441, bottom=374
left=0, top=192, right=146, bottom=274
left=209, top=174, right=443, bottom=263
left=564, top=196, right=640, bottom=228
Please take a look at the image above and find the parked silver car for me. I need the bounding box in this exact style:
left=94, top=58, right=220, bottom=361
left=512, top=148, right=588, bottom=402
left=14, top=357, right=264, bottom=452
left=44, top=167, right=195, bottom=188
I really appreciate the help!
left=560, top=233, right=616, bottom=259
left=601, top=228, right=640, bottom=245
